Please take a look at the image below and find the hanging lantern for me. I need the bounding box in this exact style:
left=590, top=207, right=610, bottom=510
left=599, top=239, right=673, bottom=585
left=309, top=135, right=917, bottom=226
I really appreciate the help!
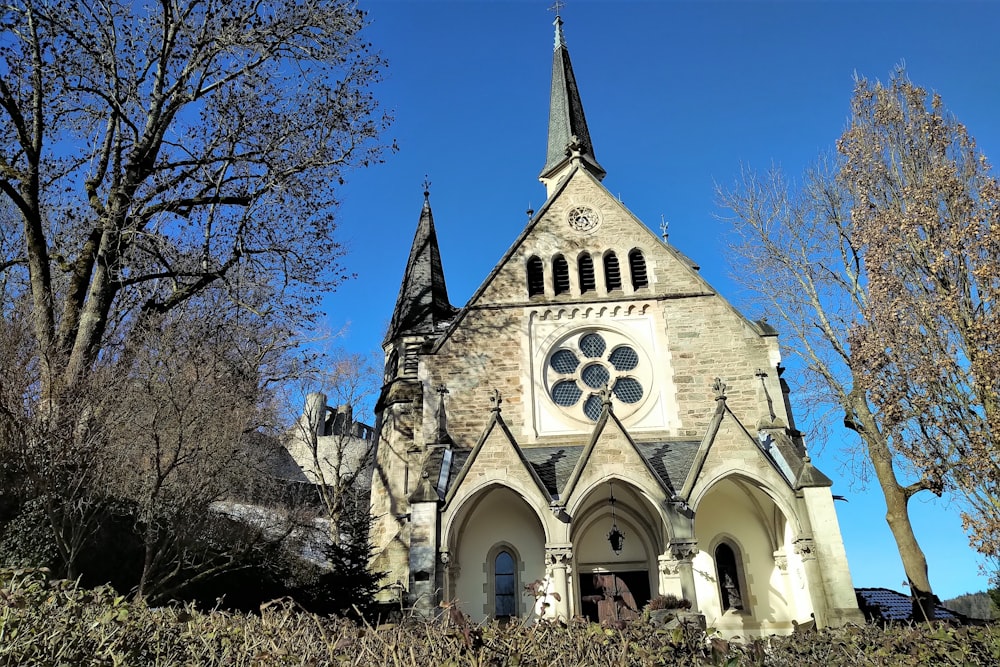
left=606, top=481, right=625, bottom=555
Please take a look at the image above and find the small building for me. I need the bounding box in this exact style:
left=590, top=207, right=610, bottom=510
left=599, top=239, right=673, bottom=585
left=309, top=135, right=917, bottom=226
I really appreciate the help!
left=369, top=15, right=862, bottom=637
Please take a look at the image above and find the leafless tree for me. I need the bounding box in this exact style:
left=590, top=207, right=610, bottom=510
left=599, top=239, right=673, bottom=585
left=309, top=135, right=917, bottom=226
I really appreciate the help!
left=0, top=0, right=391, bottom=403
left=282, top=350, right=378, bottom=545
left=717, top=68, right=1000, bottom=618
left=842, top=72, right=1000, bottom=582
left=0, top=0, right=390, bottom=599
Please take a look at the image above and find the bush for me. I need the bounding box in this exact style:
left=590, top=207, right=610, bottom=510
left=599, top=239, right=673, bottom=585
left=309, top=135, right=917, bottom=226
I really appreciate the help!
left=3, top=568, right=1000, bottom=666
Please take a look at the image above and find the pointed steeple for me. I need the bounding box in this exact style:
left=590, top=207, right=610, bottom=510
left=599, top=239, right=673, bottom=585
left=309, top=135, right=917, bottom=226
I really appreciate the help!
left=539, top=14, right=605, bottom=187
left=385, top=186, right=456, bottom=343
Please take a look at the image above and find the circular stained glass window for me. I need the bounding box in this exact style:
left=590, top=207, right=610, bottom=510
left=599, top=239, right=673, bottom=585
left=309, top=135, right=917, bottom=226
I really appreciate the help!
left=609, top=346, right=638, bottom=371
left=613, top=377, right=644, bottom=404
left=579, top=333, right=606, bottom=358
left=552, top=381, right=582, bottom=406
left=550, top=349, right=579, bottom=374
left=544, top=330, right=651, bottom=424
left=581, top=363, right=610, bottom=389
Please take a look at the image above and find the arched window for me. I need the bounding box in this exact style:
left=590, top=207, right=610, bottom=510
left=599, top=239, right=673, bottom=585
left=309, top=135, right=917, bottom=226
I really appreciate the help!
left=553, top=255, right=570, bottom=295
left=578, top=253, right=596, bottom=294
left=527, top=256, right=544, bottom=297
left=715, top=542, right=745, bottom=611
left=604, top=252, right=622, bottom=291
left=494, top=549, right=517, bottom=619
left=628, top=249, right=648, bottom=289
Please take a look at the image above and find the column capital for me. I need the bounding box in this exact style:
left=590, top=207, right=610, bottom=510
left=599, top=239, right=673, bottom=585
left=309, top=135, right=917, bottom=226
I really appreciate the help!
left=794, top=537, right=816, bottom=561
left=658, top=553, right=680, bottom=575
left=545, top=544, right=573, bottom=565
left=668, top=539, right=699, bottom=562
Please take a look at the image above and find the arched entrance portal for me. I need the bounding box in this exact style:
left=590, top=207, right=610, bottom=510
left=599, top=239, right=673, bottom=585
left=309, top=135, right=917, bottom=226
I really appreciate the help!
left=449, top=485, right=547, bottom=623
left=693, top=475, right=809, bottom=635
left=571, top=480, right=663, bottom=623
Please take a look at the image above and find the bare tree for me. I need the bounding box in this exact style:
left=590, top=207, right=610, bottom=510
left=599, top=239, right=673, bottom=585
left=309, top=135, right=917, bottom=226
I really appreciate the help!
left=722, top=69, right=1000, bottom=617
left=0, top=0, right=391, bottom=402
left=282, top=351, right=378, bottom=545
left=0, top=0, right=389, bottom=601
left=842, top=73, right=1000, bottom=579
left=98, top=301, right=294, bottom=602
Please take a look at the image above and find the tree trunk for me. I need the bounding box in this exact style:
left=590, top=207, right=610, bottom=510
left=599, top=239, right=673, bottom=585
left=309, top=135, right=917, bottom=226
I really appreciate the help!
left=850, top=392, right=937, bottom=621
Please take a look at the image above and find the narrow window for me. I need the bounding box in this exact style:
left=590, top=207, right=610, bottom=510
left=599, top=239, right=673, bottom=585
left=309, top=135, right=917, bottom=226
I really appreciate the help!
left=604, top=252, right=622, bottom=291
left=527, top=256, right=544, bottom=297
left=629, top=249, right=648, bottom=289
left=578, top=254, right=596, bottom=293
left=715, top=543, right=745, bottom=611
left=553, top=255, right=570, bottom=295
left=495, top=550, right=516, bottom=619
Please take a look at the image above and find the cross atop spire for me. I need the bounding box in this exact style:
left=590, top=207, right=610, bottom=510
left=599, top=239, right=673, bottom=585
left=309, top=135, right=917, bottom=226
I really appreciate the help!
left=549, top=1, right=567, bottom=47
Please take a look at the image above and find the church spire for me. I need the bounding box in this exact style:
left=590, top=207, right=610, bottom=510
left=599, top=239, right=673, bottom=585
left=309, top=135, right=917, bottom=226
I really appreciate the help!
left=385, top=182, right=456, bottom=344
left=539, top=13, right=606, bottom=188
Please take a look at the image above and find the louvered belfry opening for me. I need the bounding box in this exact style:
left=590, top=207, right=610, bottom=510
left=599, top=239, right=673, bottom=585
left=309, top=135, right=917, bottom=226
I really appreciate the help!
left=527, top=256, right=545, bottom=297
left=553, top=255, right=571, bottom=295
left=629, top=249, right=648, bottom=289
left=604, top=252, right=622, bottom=291
left=578, top=253, right=596, bottom=293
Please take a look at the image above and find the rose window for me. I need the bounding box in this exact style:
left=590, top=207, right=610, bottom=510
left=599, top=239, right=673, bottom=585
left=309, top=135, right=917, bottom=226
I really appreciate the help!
left=544, top=331, right=647, bottom=422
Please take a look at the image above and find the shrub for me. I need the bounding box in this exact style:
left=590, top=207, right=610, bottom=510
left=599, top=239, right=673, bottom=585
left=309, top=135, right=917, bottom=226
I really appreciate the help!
left=646, top=594, right=692, bottom=611
left=4, top=568, right=1000, bottom=666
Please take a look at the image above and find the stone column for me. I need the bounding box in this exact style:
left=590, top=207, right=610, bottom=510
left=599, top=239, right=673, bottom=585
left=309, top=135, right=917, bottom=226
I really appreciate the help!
left=668, top=539, right=700, bottom=610
left=439, top=549, right=459, bottom=603
left=794, top=536, right=828, bottom=627
left=545, top=545, right=573, bottom=620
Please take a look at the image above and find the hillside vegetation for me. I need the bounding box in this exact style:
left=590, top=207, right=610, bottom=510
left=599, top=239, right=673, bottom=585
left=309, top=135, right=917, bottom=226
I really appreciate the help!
left=943, top=592, right=998, bottom=620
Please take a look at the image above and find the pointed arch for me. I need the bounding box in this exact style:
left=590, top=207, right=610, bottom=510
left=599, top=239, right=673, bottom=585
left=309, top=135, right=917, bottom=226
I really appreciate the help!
left=578, top=253, right=596, bottom=294
left=553, top=254, right=570, bottom=295
left=628, top=249, right=648, bottom=289
left=527, top=256, right=545, bottom=297
left=713, top=540, right=747, bottom=611
left=603, top=251, right=622, bottom=291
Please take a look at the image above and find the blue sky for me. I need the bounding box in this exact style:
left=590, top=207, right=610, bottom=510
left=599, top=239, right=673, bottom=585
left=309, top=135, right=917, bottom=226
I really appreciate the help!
left=324, top=1, right=1000, bottom=598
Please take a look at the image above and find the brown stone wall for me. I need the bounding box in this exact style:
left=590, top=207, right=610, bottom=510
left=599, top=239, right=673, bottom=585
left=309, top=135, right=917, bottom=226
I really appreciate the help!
left=423, top=307, right=527, bottom=447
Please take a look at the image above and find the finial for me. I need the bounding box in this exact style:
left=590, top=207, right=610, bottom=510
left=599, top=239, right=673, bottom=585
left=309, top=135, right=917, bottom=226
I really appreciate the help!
left=526, top=204, right=534, bottom=220
left=660, top=215, right=669, bottom=241
left=565, top=135, right=582, bottom=160
left=599, top=384, right=613, bottom=409
left=490, top=388, right=502, bottom=412
left=436, top=384, right=449, bottom=397
left=422, top=175, right=431, bottom=200
left=549, top=1, right=566, bottom=48
left=712, top=377, right=728, bottom=401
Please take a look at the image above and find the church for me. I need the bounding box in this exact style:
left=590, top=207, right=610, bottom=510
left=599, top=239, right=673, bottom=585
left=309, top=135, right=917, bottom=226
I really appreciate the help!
left=369, top=15, right=862, bottom=636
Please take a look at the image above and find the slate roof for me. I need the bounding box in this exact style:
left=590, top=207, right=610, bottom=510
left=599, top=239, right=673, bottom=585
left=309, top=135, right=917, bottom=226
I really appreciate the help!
left=540, top=17, right=605, bottom=181
left=385, top=195, right=457, bottom=343
left=432, top=440, right=700, bottom=500
left=855, top=588, right=965, bottom=623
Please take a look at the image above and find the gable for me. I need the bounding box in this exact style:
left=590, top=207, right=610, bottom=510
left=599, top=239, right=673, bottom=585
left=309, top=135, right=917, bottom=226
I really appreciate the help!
left=473, top=168, right=709, bottom=309
left=683, top=404, right=798, bottom=504
left=560, top=408, right=673, bottom=513
left=443, top=412, right=550, bottom=508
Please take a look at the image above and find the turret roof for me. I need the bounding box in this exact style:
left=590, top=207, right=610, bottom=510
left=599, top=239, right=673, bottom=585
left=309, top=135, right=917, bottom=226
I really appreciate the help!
left=385, top=191, right=456, bottom=343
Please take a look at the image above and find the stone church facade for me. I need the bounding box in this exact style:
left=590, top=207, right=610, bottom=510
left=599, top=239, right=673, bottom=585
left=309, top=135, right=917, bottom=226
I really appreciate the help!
left=369, top=16, right=862, bottom=636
